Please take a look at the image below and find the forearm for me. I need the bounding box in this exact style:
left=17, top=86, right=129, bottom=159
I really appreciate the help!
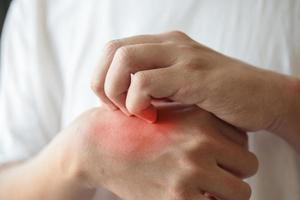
left=0, top=134, right=95, bottom=200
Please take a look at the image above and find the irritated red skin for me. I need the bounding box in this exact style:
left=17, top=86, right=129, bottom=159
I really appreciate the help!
left=84, top=108, right=174, bottom=159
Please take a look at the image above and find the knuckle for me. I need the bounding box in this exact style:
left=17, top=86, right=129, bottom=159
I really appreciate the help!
left=90, top=81, right=111, bottom=103
left=90, top=80, right=102, bottom=94
left=114, top=46, right=133, bottom=64
left=178, top=154, right=198, bottom=173
left=132, top=71, right=150, bottom=90
left=103, top=39, right=121, bottom=55
left=167, top=180, right=189, bottom=200
left=196, top=136, right=218, bottom=153
left=91, top=85, right=107, bottom=101
left=169, top=30, right=188, bottom=38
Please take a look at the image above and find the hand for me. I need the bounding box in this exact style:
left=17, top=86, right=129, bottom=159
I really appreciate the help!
left=91, top=30, right=298, bottom=133
left=62, top=105, right=258, bottom=200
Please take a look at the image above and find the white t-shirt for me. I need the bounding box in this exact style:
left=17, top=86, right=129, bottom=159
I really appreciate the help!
left=0, top=0, right=299, bottom=199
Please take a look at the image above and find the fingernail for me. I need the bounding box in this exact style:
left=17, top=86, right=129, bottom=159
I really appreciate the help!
left=136, top=106, right=157, bottom=123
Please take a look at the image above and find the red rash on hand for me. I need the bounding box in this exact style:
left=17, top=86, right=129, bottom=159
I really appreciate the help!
left=86, top=109, right=174, bottom=158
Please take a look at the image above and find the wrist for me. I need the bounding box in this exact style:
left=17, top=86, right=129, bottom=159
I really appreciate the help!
left=266, top=74, right=300, bottom=138
left=41, top=131, right=96, bottom=197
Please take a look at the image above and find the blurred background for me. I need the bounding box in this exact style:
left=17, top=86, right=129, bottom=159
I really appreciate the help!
left=0, top=0, right=12, bottom=74
left=0, top=0, right=11, bottom=38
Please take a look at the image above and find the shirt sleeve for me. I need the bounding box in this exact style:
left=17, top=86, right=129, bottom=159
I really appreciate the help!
left=0, top=0, right=64, bottom=164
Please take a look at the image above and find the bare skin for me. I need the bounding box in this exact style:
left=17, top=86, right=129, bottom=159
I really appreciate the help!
left=0, top=105, right=258, bottom=200
left=91, top=30, right=300, bottom=152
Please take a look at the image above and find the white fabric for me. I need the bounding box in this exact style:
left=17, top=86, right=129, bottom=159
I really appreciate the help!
left=0, top=0, right=299, bottom=199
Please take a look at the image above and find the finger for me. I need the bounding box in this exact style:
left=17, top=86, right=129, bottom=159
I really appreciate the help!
left=215, top=136, right=258, bottom=178
left=159, top=30, right=193, bottom=43
left=104, top=43, right=177, bottom=117
left=91, top=35, right=162, bottom=110
left=197, top=168, right=252, bottom=200
left=171, top=184, right=211, bottom=200
left=215, top=120, right=249, bottom=148
left=126, top=66, right=182, bottom=123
